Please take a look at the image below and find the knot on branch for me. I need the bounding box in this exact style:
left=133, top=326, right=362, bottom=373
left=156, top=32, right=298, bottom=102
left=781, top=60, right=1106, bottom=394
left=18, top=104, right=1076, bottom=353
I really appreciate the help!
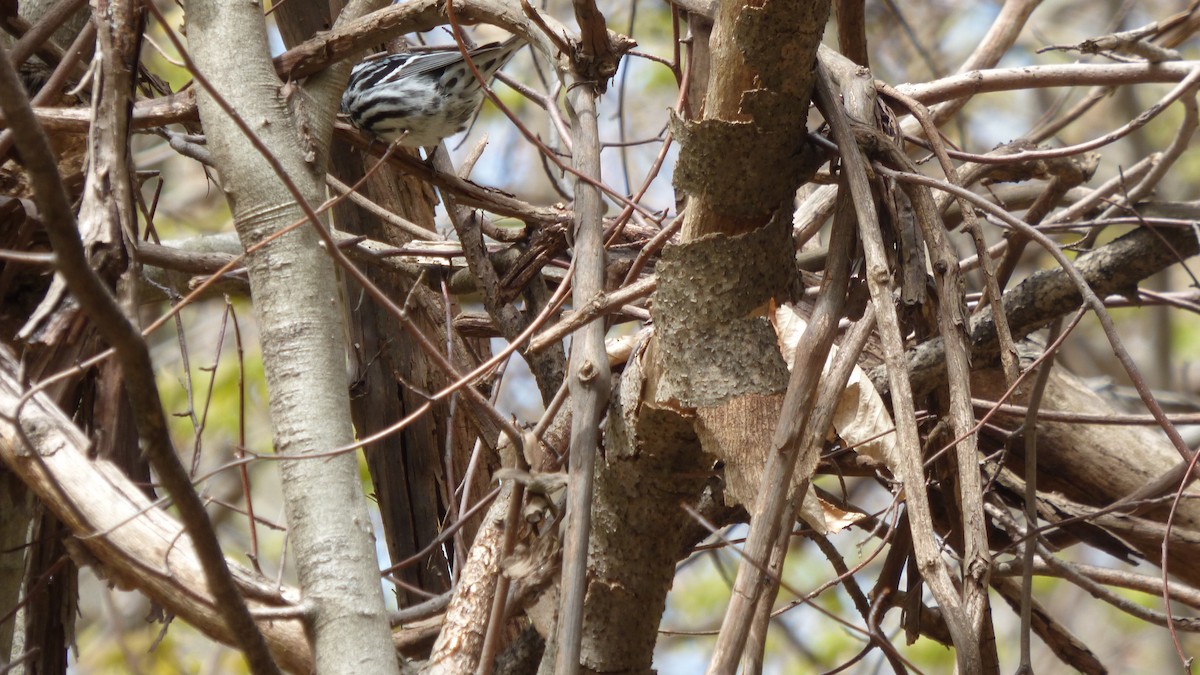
left=570, top=30, right=635, bottom=93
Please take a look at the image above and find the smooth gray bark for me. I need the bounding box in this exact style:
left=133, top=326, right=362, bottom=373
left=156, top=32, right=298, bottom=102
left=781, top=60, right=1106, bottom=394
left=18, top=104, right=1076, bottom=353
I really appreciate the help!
left=184, top=0, right=399, bottom=671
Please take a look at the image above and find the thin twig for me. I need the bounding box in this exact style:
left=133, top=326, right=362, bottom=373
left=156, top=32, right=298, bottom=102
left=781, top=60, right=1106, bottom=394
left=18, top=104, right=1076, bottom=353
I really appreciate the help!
left=554, top=81, right=610, bottom=675
left=1017, top=317, right=1065, bottom=674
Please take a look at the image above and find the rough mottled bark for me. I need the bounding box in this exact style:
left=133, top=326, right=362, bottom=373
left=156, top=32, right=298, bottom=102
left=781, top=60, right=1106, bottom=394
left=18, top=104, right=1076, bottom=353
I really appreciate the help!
left=881, top=224, right=1200, bottom=399
left=571, top=1, right=831, bottom=671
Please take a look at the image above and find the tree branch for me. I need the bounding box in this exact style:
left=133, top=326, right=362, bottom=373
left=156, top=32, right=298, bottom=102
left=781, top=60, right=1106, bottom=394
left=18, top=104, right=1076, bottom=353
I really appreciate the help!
left=0, top=36, right=281, bottom=674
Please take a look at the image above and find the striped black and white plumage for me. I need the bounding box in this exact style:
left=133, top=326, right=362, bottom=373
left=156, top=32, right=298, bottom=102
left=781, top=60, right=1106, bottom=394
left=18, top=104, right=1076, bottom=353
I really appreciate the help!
left=341, top=37, right=524, bottom=147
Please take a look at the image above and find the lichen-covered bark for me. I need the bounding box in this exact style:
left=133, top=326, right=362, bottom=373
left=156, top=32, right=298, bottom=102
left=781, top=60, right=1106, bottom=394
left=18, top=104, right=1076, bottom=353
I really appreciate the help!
left=653, top=215, right=797, bottom=407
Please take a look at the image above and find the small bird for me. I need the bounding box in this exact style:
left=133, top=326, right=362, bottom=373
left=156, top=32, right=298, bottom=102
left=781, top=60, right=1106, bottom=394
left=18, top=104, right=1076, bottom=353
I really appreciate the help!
left=341, top=37, right=524, bottom=147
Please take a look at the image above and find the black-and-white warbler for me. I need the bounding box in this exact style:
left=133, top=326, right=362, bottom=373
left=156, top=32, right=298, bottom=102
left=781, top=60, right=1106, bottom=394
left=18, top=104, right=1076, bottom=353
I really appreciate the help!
left=341, top=37, right=524, bottom=147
